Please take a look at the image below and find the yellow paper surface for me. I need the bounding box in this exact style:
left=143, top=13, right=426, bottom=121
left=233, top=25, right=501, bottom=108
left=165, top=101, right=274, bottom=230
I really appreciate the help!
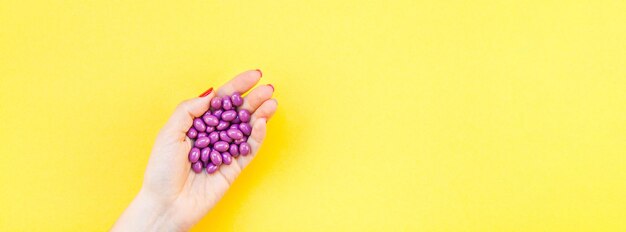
left=1, top=0, right=625, bottom=231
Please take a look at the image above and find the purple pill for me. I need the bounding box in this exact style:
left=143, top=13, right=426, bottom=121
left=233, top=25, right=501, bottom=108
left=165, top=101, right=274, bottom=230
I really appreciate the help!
left=232, top=117, right=241, bottom=124
left=219, top=131, right=233, bottom=143
left=222, top=97, right=233, bottom=110
left=193, top=118, right=206, bottom=132
left=205, top=126, right=215, bottom=133
left=195, top=137, right=210, bottom=148
left=234, top=138, right=246, bottom=145
left=216, top=120, right=230, bottom=130
left=191, top=162, right=203, bottom=173
left=197, top=132, right=208, bottom=138
left=221, top=110, right=237, bottom=121
left=202, top=114, right=220, bottom=127
left=239, top=142, right=251, bottom=156
left=188, top=147, right=200, bottom=163
left=231, top=92, right=244, bottom=107
left=206, top=163, right=218, bottom=174
left=213, top=141, right=229, bottom=152
left=239, top=123, right=252, bottom=136
left=200, top=147, right=211, bottom=163
left=229, top=144, right=239, bottom=157
left=208, top=131, right=219, bottom=144
left=186, top=127, right=198, bottom=139
left=229, top=124, right=239, bottom=130
left=210, top=97, right=222, bottom=110
left=212, top=109, right=223, bottom=118
left=227, top=128, right=244, bottom=140
left=238, top=109, right=251, bottom=123
left=221, top=152, right=233, bottom=165
left=210, top=150, right=222, bottom=165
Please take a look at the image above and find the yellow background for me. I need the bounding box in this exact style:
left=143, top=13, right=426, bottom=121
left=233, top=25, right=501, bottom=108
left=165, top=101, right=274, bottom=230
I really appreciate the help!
left=1, top=0, right=625, bottom=231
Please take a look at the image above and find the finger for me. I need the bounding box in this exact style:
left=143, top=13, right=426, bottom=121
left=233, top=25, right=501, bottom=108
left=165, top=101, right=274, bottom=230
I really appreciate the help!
left=237, top=118, right=267, bottom=169
left=161, top=90, right=215, bottom=141
left=250, top=98, right=278, bottom=124
left=240, top=84, right=274, bottom=113
left=217, top=70, right=262, bottom=96
left=236, top=99, right=277, bottom=168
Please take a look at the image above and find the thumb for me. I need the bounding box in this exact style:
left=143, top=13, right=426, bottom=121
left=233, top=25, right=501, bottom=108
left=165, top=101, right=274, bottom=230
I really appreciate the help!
left=161, top=88, right=215, bottom=141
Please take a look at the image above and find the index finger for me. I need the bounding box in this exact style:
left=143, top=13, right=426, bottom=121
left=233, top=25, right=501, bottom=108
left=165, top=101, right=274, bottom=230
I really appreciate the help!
left=217, top=70, right=263, bottom=96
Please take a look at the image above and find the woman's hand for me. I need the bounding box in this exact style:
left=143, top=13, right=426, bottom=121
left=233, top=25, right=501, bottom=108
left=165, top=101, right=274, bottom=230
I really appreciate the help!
left=112, top=70, right=277, bottom=231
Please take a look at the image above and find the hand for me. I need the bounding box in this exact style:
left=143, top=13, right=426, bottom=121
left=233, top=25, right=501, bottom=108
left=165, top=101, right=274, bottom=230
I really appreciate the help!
left=112, top=70, right=277, bottom=232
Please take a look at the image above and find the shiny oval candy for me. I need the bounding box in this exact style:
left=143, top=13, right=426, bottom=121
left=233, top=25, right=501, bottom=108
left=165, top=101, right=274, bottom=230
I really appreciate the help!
left=238, top=109, right=251, bottom=123
left=191, top=162, right=203, bottom=173
left=193, top=118, right=206, bottom=132
left=231, top=92, right=244, bottom=107
left=210, top=97, right=222, bottom=110
left=210, top=150, right=222, bottom=166
left=221, top=110, right=237, bottom=122
left=239, top=142, right=251, bottom=156
left=194, top=137, right=210, bottom=148
left=213, top=141, right=229, bottom=152
left=202, top=115, right=220, bottom=127
left=206, top=163, right=218, bottom=174
left=221, top=152, right=233, bottom=165
left=227, top=128, right=244, bottom=140
left=188, top=147, right=200, bottom=163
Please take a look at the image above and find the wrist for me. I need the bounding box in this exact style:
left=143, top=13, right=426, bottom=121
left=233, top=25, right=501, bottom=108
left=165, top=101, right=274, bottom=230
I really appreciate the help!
left=112, top=189, right=182, bottom=232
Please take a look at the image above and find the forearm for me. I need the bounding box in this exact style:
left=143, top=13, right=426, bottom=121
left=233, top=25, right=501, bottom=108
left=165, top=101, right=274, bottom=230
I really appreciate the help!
left=111, top=189, right=180, bottom=232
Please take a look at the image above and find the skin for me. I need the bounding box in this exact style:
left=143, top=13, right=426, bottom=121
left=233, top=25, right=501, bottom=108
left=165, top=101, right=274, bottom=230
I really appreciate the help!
left=111, top=70, right=277, bottom=231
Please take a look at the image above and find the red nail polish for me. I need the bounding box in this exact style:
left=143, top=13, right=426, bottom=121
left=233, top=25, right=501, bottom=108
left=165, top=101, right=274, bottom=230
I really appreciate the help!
left=267, top=84, right=274, bottom=92
left=198, top=87, right=213, bottom=97
left=256, top=69, right=263, bottom=78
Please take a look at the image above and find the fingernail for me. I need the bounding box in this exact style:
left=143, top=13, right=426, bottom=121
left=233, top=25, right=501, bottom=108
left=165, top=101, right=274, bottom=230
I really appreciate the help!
left=256, top=69, right=263, bottom=78
left=267, top=84, right=274, bottom=92
left=198, top=87, right=213, bottom=97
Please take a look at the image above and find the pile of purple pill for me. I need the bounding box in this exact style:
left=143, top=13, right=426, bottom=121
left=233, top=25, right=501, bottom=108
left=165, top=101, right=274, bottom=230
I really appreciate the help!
left=186, top=92, right=252, bottom=174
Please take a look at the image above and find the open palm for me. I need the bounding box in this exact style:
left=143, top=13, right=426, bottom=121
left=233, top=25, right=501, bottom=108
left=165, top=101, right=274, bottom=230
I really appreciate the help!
left=116, top=70, right=277, bottom=231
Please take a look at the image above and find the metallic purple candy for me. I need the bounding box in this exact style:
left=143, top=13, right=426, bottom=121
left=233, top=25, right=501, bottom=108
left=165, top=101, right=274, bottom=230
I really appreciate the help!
left=213, top=141, right=229, bottom=152
left=193, top=118, right=206, bottom=132
left=219, top=131, right=233, bottom=143
left=231, top=92, right=243, bottom=106
left=221, top=110, right=237, bottom=121
left=222, top=97, right=233, bottom=110
left=208, top=131, right=219, bottom=144
left=238, top=109, right=251, bottom=123
left=221, top=152, right=233, bottom=165
left=229, top=144, right=239, bottom=157
left=194, top=137, right=210, bottom=148
left=210, top=150, right=222, bottom=165
left=191, top=162, right=203, bottom=173
left=202, top=114, right=220, bottom=127
left=188, top=147, right=200, bottom=163
left=239, top=142, right=251, bottom=156
left=210, top=97, right=222, bottom=110
left=212, top=109, right=223, bottom=118
left=239, top=123, right=252, bottom=136
left=234, top=138, right=246, bottom=145
left=186, top=127, right=198, bottom=139
left=206, top=163, right=218, bottom=174
left=227, top=128, right=244, bottom=140
left=186, top=92, right=265, bottom=175
left=200, top=147, right=211, bottom=163
left=216, top=121, right=230, bottom=130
